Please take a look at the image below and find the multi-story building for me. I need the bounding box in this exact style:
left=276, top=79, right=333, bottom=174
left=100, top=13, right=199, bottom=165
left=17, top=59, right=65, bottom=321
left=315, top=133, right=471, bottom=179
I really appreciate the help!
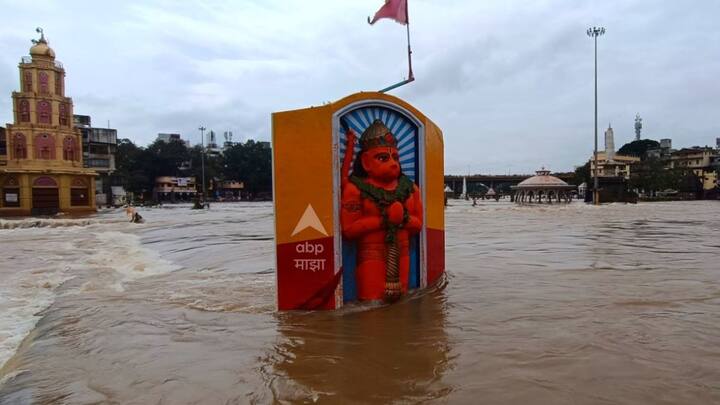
left=153, top=176, right=197, bottom=202
left=205, top=130, right=222, bottom=156
left=0, top=127, right=6, bottom=160
left=646, top=138, right=674, bottom=160
left=74, top=114, right=118, bottom=206
left=589, top=151, right=640, bottom=179
left=0, top=31, right=96, bottom=216
left=670, top=147, right=718, bottom=191
left=217, top=180, right=244, bottom=200
left=157, top=133, right=188, bottom=146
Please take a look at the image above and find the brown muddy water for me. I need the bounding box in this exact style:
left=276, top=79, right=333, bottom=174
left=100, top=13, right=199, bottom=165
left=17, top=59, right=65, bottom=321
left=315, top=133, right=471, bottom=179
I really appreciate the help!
left=0, top=200, right=719, bottom=404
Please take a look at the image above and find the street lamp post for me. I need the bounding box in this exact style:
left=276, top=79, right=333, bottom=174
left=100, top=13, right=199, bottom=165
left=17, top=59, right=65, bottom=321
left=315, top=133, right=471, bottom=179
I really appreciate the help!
left=198, top=126, right=207, bottom=206
left=587, top=26, right=605, bottom=205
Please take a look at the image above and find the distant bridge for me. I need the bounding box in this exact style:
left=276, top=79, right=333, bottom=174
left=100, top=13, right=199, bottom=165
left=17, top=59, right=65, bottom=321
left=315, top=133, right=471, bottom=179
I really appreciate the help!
left=444, top=173, right=575, bottom=195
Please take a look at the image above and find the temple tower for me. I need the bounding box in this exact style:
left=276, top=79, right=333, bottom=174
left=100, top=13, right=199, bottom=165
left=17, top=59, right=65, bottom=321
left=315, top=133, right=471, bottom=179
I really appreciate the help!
left=604, top=123, right=615, bottom=161
left=0, top=29, right=96, bottom=216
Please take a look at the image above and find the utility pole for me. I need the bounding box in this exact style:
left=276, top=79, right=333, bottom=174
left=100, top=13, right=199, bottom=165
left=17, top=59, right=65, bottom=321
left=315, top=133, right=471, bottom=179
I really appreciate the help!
left=587, top=26, right=605, bottom=205
left=198, top=126, right=207, bottom=206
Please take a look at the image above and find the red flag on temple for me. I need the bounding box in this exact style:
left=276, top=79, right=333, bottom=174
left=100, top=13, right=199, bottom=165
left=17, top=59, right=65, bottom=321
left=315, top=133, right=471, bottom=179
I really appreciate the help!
left=368, top=0, right=408, bottom=25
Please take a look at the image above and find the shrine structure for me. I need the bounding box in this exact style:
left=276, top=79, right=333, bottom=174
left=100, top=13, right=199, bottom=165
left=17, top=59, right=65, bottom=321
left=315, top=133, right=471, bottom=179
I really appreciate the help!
left=0, top=29, right=96, bottom=216
left=273, top=92, right=445, bottom=310
left=512, top=168, right=575, bottom=204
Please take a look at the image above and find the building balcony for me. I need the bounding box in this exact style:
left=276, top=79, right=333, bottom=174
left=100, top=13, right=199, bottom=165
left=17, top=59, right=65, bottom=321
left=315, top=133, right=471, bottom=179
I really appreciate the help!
left=85, top=157, right=112, bottom=169
left=86, top=137, right=117, bottom=146
left=86, top=152, right=113, bottom=159
left=154, top=186, right=197, bottom=193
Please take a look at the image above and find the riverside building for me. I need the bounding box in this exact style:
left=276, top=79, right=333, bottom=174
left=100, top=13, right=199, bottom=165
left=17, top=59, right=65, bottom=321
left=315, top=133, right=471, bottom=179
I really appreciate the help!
left=74, top=114, right=118, bottom=206
left=0, top=30, right=96, bottom=216
left=670, top=147, right=718, bottom=193
left=153, top=176, right=197, bottom=202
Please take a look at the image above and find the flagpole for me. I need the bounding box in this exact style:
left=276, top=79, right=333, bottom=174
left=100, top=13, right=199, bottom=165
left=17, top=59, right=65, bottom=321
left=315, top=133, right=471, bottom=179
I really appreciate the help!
left=405, top=1, right=414, bottom=81
left=379, top=1, right=415, bottom=93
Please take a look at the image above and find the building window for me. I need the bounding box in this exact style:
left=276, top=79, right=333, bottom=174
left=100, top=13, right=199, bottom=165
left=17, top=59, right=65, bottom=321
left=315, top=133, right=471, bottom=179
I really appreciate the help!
left=63, top=136, right=78, bottom=161
left=59, top=103, right=68, bottom=126
left=23, top=71, right=33, bottom=92
left=0, top=132, right=6, bottom=156
left=19, top=100, right=30, bottom=122
left=71, top=179, right=89, bottom=206
left=13, top=133, right=27, bottom=159
left=55, top=71, right=63, bottom=95
left=86, top=158, right=110, bottom=168
left=2, top=188, right=21, bottom=207
left=39, top=72, right=49, bottom=94
left=37, top=100, right=51, bottom=124
left=34, top=134, right=56, bottom=160
left=89, top=144, right=109, bottom=154
left=33, top=176, right=58, bottom=187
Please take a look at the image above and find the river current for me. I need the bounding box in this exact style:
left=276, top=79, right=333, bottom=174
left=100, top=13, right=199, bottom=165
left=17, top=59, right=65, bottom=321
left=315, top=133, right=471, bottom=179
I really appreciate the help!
left=0, top=200, right=718, bottom=404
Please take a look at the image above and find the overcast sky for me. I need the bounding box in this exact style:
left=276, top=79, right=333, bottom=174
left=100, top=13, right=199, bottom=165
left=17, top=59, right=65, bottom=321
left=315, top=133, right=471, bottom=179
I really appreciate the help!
left=1, top=0, right=718, bottom=174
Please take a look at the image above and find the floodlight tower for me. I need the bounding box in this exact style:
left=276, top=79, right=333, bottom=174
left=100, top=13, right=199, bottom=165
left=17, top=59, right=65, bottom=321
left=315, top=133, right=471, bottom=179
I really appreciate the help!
left=198, top=125, right=207, bottom=204
left=587, top=26, right=605, bottom=205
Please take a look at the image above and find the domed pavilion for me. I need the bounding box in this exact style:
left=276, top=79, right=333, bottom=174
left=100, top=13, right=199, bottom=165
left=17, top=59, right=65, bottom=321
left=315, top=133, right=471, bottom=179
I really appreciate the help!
left=512, top=168, right=575, bottom=204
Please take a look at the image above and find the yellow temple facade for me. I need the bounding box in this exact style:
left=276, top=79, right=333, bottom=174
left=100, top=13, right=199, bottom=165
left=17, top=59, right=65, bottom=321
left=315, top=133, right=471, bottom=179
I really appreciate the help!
left=0, top=30, right=96, bottom=216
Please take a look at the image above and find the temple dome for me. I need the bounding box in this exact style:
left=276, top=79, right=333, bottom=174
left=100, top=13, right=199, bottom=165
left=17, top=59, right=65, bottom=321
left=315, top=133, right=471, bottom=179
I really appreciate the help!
left=30, top=41, right=55, bottom=59
left=516, top=169, right=569, bottom=188
left=29, top=30, right=55, bottom=59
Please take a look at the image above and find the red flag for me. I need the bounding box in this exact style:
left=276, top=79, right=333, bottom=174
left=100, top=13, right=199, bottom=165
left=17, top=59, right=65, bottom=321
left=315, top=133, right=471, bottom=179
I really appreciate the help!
left=368, top=0, right=408, bottom=25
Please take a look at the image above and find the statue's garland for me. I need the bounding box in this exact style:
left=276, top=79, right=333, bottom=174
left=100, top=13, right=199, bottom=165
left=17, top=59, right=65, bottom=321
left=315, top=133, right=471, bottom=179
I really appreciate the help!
left=349, top=174, right=414, bottom=244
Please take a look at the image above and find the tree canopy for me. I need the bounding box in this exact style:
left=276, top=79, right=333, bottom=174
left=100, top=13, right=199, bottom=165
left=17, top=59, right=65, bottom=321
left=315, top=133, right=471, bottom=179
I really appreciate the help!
left=629, top=157, right=703, bottom=195
left=617, top=139, right=660, bottom=158
left=223, top=140, right=272, bottom=194
left=573, top=161, right=591, bottom=186
left=114, top=138, right=272, bottom=198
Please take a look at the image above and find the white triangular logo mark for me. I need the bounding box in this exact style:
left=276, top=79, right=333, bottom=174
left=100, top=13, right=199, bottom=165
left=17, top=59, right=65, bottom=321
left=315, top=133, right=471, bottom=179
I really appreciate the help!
left=291, top=204, right=328, bottom=237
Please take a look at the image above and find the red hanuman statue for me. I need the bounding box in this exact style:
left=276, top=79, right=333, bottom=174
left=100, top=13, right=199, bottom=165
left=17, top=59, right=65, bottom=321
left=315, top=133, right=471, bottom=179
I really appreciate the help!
left=341, top=119, right=423, bottom=302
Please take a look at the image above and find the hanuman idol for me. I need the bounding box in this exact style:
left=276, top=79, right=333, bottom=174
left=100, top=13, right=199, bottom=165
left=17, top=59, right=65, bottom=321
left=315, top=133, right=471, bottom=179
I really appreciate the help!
left=341, top=119, right=423, bottom=302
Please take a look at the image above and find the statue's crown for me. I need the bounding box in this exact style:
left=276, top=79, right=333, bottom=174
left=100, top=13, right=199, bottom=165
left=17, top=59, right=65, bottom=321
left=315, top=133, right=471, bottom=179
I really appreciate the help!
left=360, top=119, right=397, bottom=150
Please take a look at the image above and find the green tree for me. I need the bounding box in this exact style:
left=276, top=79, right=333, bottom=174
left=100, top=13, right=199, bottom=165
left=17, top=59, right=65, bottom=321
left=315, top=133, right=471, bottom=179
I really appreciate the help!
left=145, top=139, right=190, bottom=177
left=115, top=138, right=151, bottom=194
left=630, top=158, right=666, bottom=193
left=676, top=169, right=703, bottom=194
left=223, top=140, right=272, bottom=196
left=114, top=137, right=273, bottom=201
left=630, top=158, right=696, bottom=195
left=573, top=161, right=591, bottom=186
left=618, top=139, right=660, bottom=159
left=188, top=146, right=225, bottom=196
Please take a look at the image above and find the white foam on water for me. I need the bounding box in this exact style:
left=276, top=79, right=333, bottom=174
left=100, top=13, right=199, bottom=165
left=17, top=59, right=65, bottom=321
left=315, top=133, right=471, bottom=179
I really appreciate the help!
left=85, top=231, right=182, bottom=291
left=0, top=276, right=62, bottom=372
left=0, top=217, right=128, bottom=230
left=0, top=251, right=74, bottom=372
left=0, top=225, right=181, bottom=371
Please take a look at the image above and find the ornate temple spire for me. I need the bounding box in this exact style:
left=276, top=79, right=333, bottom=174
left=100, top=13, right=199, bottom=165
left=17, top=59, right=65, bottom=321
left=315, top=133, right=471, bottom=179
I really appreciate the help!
left=31, top=27, right=46, bottom=45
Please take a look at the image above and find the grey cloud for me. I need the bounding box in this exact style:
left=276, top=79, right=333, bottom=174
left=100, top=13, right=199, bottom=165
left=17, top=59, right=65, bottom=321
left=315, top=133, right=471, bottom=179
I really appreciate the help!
left=1, top=0, right=718, bottom=174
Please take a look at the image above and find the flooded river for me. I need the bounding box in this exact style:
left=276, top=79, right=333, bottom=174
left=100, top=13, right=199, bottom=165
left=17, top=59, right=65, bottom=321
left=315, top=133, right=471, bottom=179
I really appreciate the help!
left=1, top=201, right=719, bottom=404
